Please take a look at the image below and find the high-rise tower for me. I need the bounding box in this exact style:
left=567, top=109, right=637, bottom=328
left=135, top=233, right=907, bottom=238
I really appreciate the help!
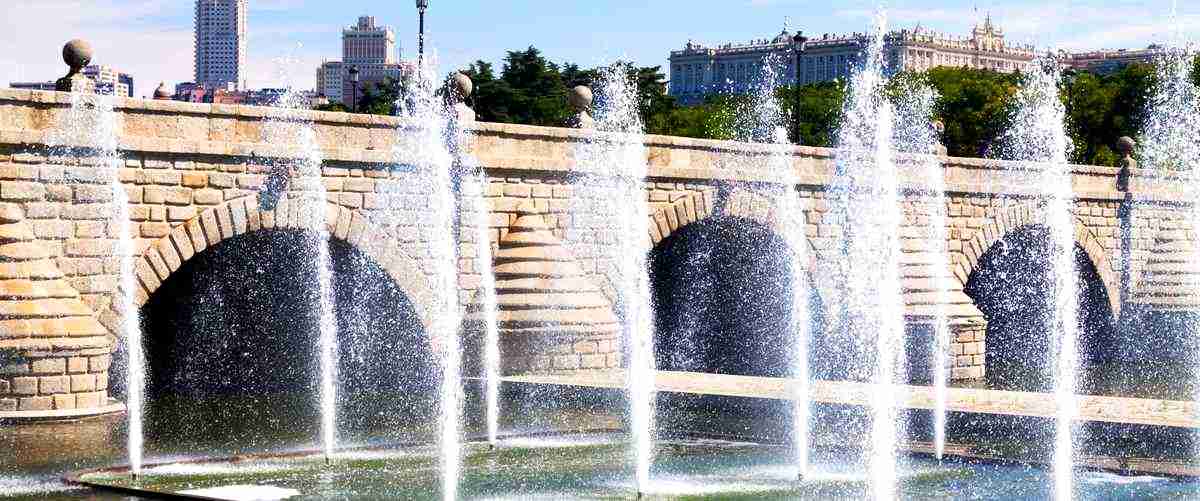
left=194, top=0, right=247, bottom=90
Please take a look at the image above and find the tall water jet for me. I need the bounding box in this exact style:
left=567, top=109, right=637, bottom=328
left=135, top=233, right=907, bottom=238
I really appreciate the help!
left=395, top=60, right=463, bottom=501
left=827, top=11, right=905, bottom=498
left=739, top=57, right=812, bottom=478
left=573, top=66, right=655, bottom=496
left=1001, top=57, right=1079, bottom=501
left=471, top=172, right=501, bottom=446
left=1138, top=6, right=1200, bottom=462
left=48, top=41, right=144, bottom=477
left=891, top=78, right=951, bottom=460
left=261, top=83, right=340, bottom=463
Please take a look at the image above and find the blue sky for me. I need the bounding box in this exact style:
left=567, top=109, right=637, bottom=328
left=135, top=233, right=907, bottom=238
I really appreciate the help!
left=1, top=0, right=1197, bottom=97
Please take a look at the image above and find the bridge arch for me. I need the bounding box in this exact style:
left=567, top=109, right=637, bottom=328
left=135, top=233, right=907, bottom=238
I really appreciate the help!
left=960, top=202, right=1120, bottom=316
left=647, top=187, right=818, bottom=268
left=127, top=195, right=438, bottom=331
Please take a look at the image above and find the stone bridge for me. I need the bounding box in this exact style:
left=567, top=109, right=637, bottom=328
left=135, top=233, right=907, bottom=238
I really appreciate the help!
left=0, top=88, right=1195, bottom=417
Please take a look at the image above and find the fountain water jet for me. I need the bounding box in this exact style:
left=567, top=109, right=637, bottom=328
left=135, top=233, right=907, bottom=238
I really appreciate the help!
left=394, top=59, right=463, bottom=501
left=471, top=172, right=501, bottom=446
left=572, top=66, right=656, bottom=496
left=891, top=79, right=951, bottom=460
left=261, top=83, right=341, bottom=464
left=49, top=83, right=143, bottom=478
left=827, top=10, right=906, bottom=498
left=1138, top=4, right=1200, bottom=465
left=1000, top=57, right=1079, bottom=501
left=739, top=57, right=813, bottom=479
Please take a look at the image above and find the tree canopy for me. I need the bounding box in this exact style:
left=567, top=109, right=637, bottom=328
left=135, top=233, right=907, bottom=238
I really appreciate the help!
left=332, top=47, right=1199, bottom=166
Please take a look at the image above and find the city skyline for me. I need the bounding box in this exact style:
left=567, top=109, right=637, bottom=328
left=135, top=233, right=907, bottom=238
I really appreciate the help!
left=0, top=0, right=1197, bottom=97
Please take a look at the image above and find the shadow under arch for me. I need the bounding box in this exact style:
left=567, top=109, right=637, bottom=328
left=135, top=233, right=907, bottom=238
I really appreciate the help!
left=649, top=214, right=816, bottom=440
left=135, top=228, right=434, bottom=455
left=964, top=224, right=1117, bottom=393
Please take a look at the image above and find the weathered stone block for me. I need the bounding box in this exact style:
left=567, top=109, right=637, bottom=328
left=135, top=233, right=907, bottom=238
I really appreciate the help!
left=70, top=373, right=95, bottom=392
left=168, top=206, right=197, bottom=221
left=11, top=376, right=37, bottom=395
left=94, top=372, right=108, bottom=390
left=67, top=357, right=88, bottom=374
left=181, top=172, right=207, bottom=188
left=0, top=398, right=15, bottom=411
left=89, top=355, right=111, bottom=372
left=18, top=396, right=52, bottom=411
left=140, top=222, right=172, bottom=238
left=74, top=185, right=113, bottom=203
left=504, top=185, right=531, bottom=197
left=343, top=178, right=375, bottom=192
left=46, top=185, right=72, bottom=202
left=193, top=189, right=222, bottom=205
left=145, top=170, right=182, bottom=185
left=53, top=393, right=76, bottom=410
left=75, top=391, right=102, bottom=408
left=208, top=172, right=235, bottom=188
left=65, top=238, right=118, bottom=257
left=144, top=186, right=192, bottom=205
left=0, top=241, right=51, bottom=260
left=39, top=375, right=68, bottom=394
left=32, top=220, right=73, bottom=239
left=1, top=181, right=45, bottom=201
left=30, top=358, right=65, bottom=375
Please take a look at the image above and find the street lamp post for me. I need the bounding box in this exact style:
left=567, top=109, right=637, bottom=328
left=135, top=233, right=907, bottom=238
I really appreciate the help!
left=416, top=0, right=428, bottom=68
left=349, top=65, right=360, bottom=112
left=791, top=31, right=808, bottom=145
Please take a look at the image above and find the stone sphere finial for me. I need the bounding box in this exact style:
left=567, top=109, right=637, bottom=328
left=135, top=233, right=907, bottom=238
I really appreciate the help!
left=444, top=72, right=476, bottom=123
left=569, top=85, right=593, bottom=112
left=1117, top=136, right=1136, bottom=154
left=448, top=72, right=472, bottom=100
left=153, top=82, right=171, bottom=100
left=56, top=39, right=95, bottom=93
left=62, top=39, right=93, bottom=72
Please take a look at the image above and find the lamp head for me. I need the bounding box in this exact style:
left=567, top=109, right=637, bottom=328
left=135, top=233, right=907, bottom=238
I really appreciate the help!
left=416, top=0, right=428, bottom=10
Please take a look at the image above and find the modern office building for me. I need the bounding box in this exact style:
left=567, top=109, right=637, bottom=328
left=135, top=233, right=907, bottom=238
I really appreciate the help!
left=669, top=17, right=1036, bottom=105
left=315, top=16, right=414, bottom=107
left=343, top=16, right=397, bottom=65
left=194, top=0, right=247, bottom=91
left=82, top=65, right=133, bottom=97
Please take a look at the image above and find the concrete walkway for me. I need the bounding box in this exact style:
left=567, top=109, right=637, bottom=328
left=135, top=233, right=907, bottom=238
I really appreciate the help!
left=504, top=370, right=1199, bottom=428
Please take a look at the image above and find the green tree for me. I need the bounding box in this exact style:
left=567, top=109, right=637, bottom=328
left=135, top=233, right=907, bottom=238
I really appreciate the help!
left=356, top=77, right=401, bottom=115
left=778, top=81, right=846, bottom=147
left=925, top=67, right=1021, bottom=157
left=498, top=47, right=571, bottom=126
left=1062, top=63, right=1153, bottom=165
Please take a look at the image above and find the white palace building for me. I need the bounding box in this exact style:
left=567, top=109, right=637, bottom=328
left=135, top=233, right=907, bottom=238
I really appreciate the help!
left=669, top=17, right=1037, bottom=105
